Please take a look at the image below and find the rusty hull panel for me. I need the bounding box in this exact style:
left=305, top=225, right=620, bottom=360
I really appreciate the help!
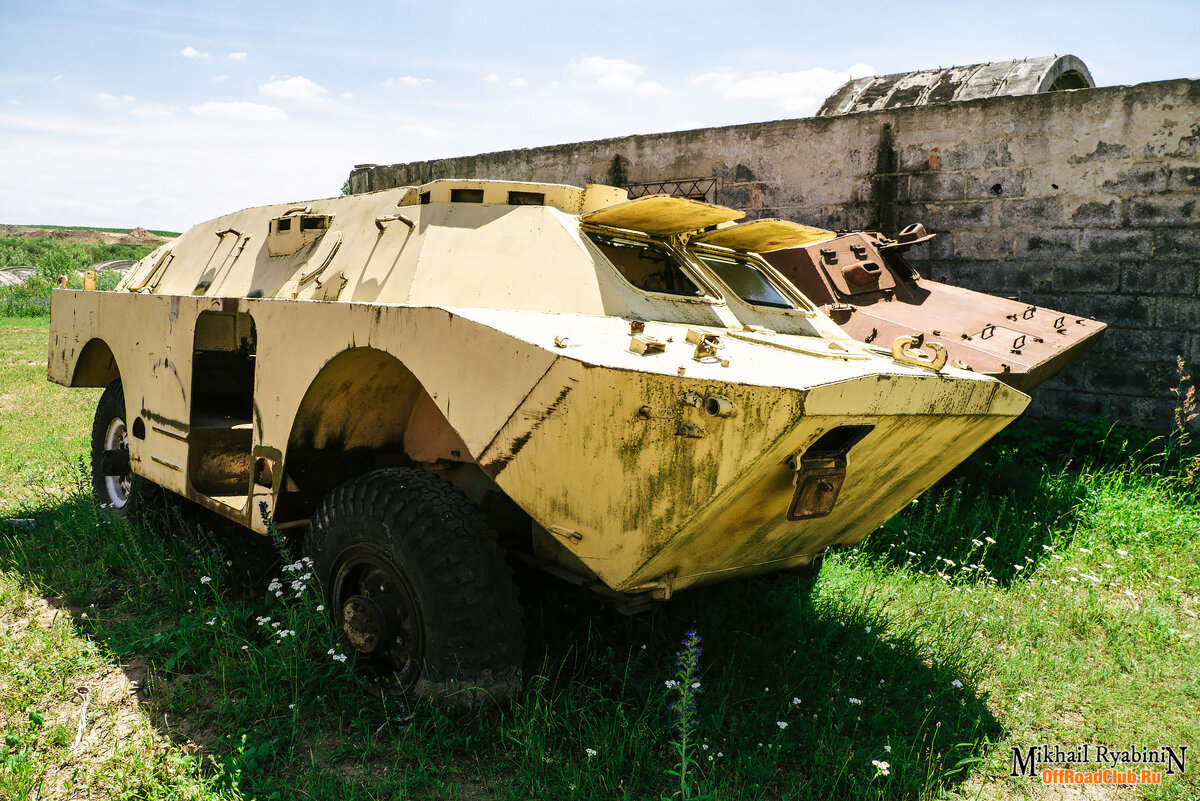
left=764, top=232, right=1106, bottom=391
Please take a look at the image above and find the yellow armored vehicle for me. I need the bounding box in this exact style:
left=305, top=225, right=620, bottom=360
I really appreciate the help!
left=49, top=180, right=1029, bottom=700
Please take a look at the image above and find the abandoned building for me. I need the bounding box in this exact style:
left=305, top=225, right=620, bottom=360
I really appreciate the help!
left=349, top=56, right=1200, bottom=432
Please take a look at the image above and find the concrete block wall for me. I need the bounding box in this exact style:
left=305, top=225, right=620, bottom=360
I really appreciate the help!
left=350, top=79, right=1200, bottom=431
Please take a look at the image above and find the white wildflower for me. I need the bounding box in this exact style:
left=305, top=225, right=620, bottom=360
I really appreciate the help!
left=691, top=681, right=701, bottom=690
left=316, top=604, right=325, bottom=612
left=585, top=747, right=597, bottom=758
left=985, top=536, right=996, bottom=544
left=884, top=745, right=892, bottom=752
left=664, top=680, right=679, bottom=689
left=849, top=697, right=862, bottom=705
left=792, top=697, right=802, bottom=706
left=200, top=576, right=212, bottom=584
left=951, top=679, right=964, bottom=689
left=776, top=721, right=787, bottom=730
left=872, top=759, right=891, bottom=776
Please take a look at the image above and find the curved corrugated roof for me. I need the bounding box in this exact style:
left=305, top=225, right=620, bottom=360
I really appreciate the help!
left=816, top=55, right=1094, bottom=116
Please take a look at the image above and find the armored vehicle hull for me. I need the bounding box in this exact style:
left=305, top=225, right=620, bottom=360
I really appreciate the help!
left=48, top=180, right=1029, bottom=700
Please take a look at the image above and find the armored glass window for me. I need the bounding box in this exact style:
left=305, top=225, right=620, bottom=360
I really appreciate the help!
left=586, top=231, right=706, bottom=297
left=508, top=191, right=545, bottom=206
left=693, top=250, right=795, bottom=308
left=450, top=188, right=484, bottom=203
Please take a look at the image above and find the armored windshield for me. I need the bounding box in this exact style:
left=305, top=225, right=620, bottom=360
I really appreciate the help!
left=691, top=249, right=795, bottom=309
left=586, top=230, right=708, bottom=298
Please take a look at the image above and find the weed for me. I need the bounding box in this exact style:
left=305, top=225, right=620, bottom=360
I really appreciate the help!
left=665, top=629, right=706, bottom=799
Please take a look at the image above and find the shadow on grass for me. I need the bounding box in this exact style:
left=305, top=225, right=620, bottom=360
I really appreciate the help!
left=854, top=434, right=1094, bottom=588
left=2, top=487, right=1005, bottom=800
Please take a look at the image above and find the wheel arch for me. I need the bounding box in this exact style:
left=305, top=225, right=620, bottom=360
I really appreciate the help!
left=70, top=337, right=121, bottom=388
left=280, top=346, right=469, bottom=506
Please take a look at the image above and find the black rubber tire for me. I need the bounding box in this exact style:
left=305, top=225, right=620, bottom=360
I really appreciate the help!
left=306, top=467, right=524, bottom=706
left=90, top=379, right=157, bottom=520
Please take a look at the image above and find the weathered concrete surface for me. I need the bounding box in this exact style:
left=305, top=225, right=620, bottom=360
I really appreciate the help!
left=817, top=55, right=1093, bottom=116
left=350, top=78, right=1200, bottom=431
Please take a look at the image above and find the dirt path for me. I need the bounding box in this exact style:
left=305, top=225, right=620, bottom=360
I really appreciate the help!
left=0, top=224, right=170, bottom=246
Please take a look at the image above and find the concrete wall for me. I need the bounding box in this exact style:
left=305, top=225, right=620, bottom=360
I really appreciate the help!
left=350, top=79, right=1200, bottom=431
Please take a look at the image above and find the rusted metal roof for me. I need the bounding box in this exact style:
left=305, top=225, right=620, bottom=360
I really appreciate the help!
left=816, top=55, right=1094, bottom=116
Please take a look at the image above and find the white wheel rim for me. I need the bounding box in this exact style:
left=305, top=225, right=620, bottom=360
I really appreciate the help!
left=103, top=418, right=131, bottom=508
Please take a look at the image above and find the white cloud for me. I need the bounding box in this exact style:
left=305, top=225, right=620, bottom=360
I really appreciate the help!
left=213, top=75, right=227, bottom=84
left=508, top=78, right=527, bottom=88
left=227, top=52, right=248, bottom=61
left=180, top=46, right=209, bottom=59
left=340, top=92, right=354, bottom=99
left=189, top=101, right=287, bottom=122
left=383, top=76, right=432, bottom=88
left=483, top=73, right=501, bottom=84
left=131, top=103, right=176, bottom=118
left=95, top=93, right=136, bottom=108
left=692, top=64, right=876, bottom=114
left=569, top=57, right=665, bottom=96
left=259, top=75, right=328, bottom=104
left=52, top=74, right=63, bottom=82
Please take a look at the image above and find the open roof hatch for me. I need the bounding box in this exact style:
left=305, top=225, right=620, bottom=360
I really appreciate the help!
left=580, top=195, right=744, bottom=236
left=692, top=219, right=836, bottom=253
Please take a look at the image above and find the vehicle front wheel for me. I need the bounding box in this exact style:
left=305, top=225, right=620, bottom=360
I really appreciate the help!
left=306, top=467, right=523, bottom=706
left=90, top=379, right=157, bottom=519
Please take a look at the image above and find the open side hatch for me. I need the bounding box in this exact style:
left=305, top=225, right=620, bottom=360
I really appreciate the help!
left=188, top=311, right=256, bottom=511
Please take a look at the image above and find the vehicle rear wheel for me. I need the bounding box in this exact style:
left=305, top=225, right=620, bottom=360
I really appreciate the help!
left=306, top=467, right=523, bottom=706
left=90, top=379, right=156, bottom=519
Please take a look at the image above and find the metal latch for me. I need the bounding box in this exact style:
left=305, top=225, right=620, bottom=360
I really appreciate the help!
left=891, top=334, right=948, bottom=371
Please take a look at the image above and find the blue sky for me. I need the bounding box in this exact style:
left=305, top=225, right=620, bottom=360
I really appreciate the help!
left=2, top=0, right=1197, bottom=231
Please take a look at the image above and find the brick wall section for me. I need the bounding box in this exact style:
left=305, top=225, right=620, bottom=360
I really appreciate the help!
left=350, top=79, right=1200, bottom=431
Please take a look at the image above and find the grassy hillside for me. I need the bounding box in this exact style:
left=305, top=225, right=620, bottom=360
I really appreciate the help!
left=1, top=319, right=1197, bottom=800
left=11, top=224, right=180, bottom=238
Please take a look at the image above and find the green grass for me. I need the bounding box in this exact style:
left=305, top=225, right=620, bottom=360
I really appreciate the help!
left=1, top=319, right=1198, bottom=800
left=0, top=235, right=157, bottom=317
